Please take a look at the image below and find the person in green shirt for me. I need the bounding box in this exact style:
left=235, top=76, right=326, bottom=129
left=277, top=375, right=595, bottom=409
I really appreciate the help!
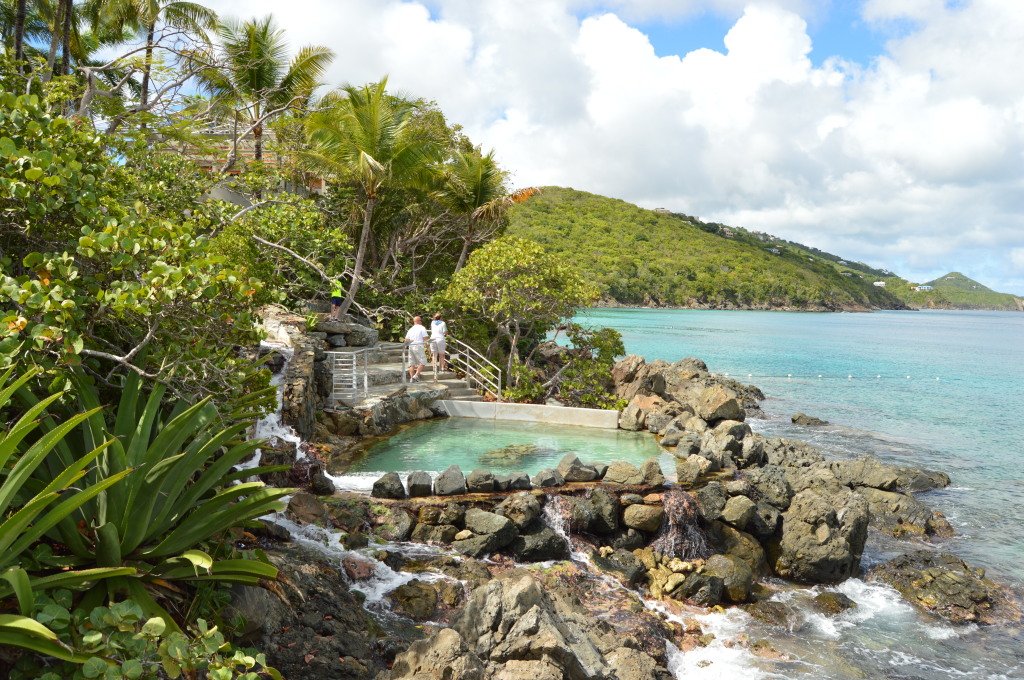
left=329, top=278, right=344, bottom=320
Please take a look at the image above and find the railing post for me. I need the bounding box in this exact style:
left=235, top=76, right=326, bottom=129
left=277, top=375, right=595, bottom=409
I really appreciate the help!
left=402, top=345, right=408, bottom=385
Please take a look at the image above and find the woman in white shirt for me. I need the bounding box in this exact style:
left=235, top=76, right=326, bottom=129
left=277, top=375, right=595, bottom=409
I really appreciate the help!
left=429, top=312, right=448, bottom=372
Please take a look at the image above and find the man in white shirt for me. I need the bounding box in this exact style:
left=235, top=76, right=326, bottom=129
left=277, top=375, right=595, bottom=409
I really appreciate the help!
left=404, top=316, right=429, bottom=382
left=429, top=312, right=448, bottom=373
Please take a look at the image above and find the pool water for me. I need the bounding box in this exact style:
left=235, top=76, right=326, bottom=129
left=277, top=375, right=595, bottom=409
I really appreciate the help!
left=344, top=417, right=669, bottom=478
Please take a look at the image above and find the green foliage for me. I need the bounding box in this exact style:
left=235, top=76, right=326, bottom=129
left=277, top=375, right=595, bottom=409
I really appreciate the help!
left=507, top=187, right=909, bottom=310
left=436, top=236, right=599, bottom=374
left=886, top=271, right=1022, bottom=310
left=555, top=325, right=627, bottom=410
left=502, top=363, right=545, bottom=404
left=10, top=593, right=281, bottom=680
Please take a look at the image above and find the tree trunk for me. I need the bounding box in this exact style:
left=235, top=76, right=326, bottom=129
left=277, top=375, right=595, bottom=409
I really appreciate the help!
left=254, top=121, right=263, bottom=162
left=43, top=0, right=65, bottom=81
left=61, top=0, right=72, bottom=75
left=13, top=0, right=26, bottom=73
left=139, top=21, right=155, bottom=130
left=339, top=195, right=376, bottom=317
left=454, top=236, right=471, bottom=273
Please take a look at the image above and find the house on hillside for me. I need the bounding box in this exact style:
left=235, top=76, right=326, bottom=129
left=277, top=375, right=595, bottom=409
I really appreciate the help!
left=912, top=285, right=934, bottom=291
left=766, top=248, right=781, bottom=255
left=840, top=272, right=853, bottom=277
left=653, top=208, right=672, bottom=214
left=873, top=281, right=886, bottom=287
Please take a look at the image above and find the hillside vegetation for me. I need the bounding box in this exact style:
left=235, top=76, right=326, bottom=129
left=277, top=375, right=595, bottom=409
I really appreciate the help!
left=507, top=187, right=909, bottom=311
left=885, top=272, right=1023, bottom=311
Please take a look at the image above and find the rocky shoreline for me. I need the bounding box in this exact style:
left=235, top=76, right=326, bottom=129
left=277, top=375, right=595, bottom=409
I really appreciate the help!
left=238, top=347, right=1020, bottom=679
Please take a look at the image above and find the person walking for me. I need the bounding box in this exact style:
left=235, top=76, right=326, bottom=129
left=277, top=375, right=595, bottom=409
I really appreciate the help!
left=404, top=315, right=429, bottom=383
left=329, top=277, right=345, bottom=321
left=429, top=312, right=448, bottom=374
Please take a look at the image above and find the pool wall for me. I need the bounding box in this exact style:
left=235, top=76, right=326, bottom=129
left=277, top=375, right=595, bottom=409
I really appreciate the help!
left=439, top=400, right=620, bottom=429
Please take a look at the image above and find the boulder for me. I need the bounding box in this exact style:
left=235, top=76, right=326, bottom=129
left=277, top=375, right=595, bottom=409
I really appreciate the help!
left=640, top=458, right=666, bottom=486
left=531, top=468, right=565, bottom=488
left=406, top=470, right=433, bottom=497
left=410, top=523, right=459, bottom=544
left=612, top=354, right=646, bottom=387
left=591, top=548, right=646, bottom=586
left=675, top=454, right=709, bottom=486
left=375, top=507, right=414, bottom=541
left=703, top=554, right=754, bottom=603
left=745, top=465, right=793, bottom=509
left=735, top=434, right=766, bottom=469
left=557, top=454, right=600, bottom=482
left=440, top=502, right=466, bottom=526
left=828, top=456, right=899, bottom=491
left=453, top=531, right=516, bottom=558
left=287, top=491, right=327, bottom=524
left=693, top=482, right=728, bottom=522
left=464, top=508, right=516, bottom=538
left=370, top=472, right=406, bottom=499
left=622, top=504, right=665, bottom=532
left=561, top=496, right=596, bottom=532
left=494, top=474, right=513, bottom=491
left=588, top=488, right=619, bottom=534
left=763, top=438, right=825, bottom=468
left=495, top=492, right=542, bottom=530
left=791, top=413, right=829, bottom=426
left=417, top=506, right=442, bottom=525
left=766, top=487, right=869, bottom=584
left=891, top=465, right=951, bottom=492
left=713, top=420, right=751, bottom=441
left=868, top=551, right=1022, bottom=624
left=434, top=465, right=467, bottom=496
left=644, top=412, right=675, bottom=435
left=708, top=521, right=769, bottom=577
left=466, top=469, right=497, bottom=493
left=603, top=461, right=645, bottom=485
left=387, top=628, right=485, bottom=680
left=309, top=472, right=336, bottom=496
left=618, top=403, right=646, bottom=431
left=510, top=525, right=570, bottom=562
left=811, top=591, right=857, bottom=615
left=606, top=647, right=661, bottom=680
left=390, top=579, right=438, bottom=620
left=610, top=528, right=647, bottom=551
left=746, top=501, right=782, bottom=541
left=684, top=416, right=709, bottom=435
left=697, top=385, right=744, bottom=422
left=675, top=571, right=724, bottom=607
left=858, top=487, right=954, bottom=538
left=721, top=495, right=757, bottom=530
left=509, top=472, right=533, bottom=490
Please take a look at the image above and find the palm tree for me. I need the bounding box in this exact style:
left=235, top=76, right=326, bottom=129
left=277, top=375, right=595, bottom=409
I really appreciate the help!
left=433, top=148, right=540, bottom=272
left=205, top=15, right=333, bottom=166
left=302, top=78, right=442, bottom=317
left=13, top=0, right=27, bottom=70
left=86, top=0, right=216, bottom=116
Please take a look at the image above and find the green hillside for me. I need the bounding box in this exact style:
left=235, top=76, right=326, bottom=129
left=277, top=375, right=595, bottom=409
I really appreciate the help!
left=506, top=187, right=909, bottom=311
left=886, top=272, right=1023, bottom=311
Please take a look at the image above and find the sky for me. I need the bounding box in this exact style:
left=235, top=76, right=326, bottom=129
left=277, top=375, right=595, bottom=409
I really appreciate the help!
left=201, top=0, right=1024, bottom=294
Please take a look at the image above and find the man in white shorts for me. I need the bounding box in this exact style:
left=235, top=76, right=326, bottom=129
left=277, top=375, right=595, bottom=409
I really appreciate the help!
left=404, top=316, right=429, bottom=382
left=429, top=312, right=448, bottom=373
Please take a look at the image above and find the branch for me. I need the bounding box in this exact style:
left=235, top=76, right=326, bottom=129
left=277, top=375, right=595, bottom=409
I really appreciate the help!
left=251, top=234, right=347, bottom=286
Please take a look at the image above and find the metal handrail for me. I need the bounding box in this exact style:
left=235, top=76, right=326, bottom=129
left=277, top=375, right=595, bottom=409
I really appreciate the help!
left=328, top=347, right=372, bottom=404
left=401, top=336, right=502, bottom=400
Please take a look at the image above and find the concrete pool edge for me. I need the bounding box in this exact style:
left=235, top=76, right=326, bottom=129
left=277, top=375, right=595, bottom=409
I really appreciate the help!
left=438, top=400, right=620, bottom=429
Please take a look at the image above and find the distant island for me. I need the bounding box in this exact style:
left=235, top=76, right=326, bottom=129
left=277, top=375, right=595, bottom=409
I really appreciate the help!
left=508, top=187, right=1022, bottom=312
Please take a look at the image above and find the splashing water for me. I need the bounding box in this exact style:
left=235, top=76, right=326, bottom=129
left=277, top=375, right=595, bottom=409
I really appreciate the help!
left=649, top=487, right=711, bottom=560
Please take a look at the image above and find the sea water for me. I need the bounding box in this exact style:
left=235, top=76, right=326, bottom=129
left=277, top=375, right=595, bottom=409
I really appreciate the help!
left=577, top=307, right=1024, bottom=678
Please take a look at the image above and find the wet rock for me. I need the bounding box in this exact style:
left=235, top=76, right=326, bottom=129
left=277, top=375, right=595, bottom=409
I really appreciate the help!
left=742, top=600, right=801, bottom=628
left=453, top=532, right=514, bottom=558
left=309, top=472, right=335, bottom=496
left=828, top=456, right=899, bottom=490
left=495, top=492, right=542, bottom=530
left=611, top=528, right=647, bottom=551
left=439, top=502, right=465, bottom=526
left=511, top=525, right=570, bottom=562
left=434, top=465, right=467, bottom=496
left=703, top=554, right=754, bottom=603
left=811, top=591, right=857, bottom=615
left=708, top=521, right=769, bottom=578
left=509, top=472, right=533, bottom=490
left=531, top=468, right=565, bottom=488
left=693, top=482, right=728, bottom=522
left=791, top=412, right=829, bottom=426
left=562, top=495, right=596, bottom=532
left=371, top=471, right=407, bottom=499
left=387, top=628, right=485, bottom=680
left=375, top=507, right=414, bottom=542
left=640, top=458, right=666, bottom=486
left=868, top=551, right=1022, bottom=624
left=466, top=469, right=496, bottom=493
left=721, top=495, right=757, bottom=530
left=256, top=520, right=291, bottom=542
left=557, top=453, right=600, bottom=482
left=604, top=461, right=645, bottom=485
left=891, top=465, right=951, bottom=492
left=858, top=487, right=954, bottom=538
left=410, top=523, right=459, bottom=544
left=389, top=579, right=439, bottom=620
left=592, top=548, right=647, bottom=586
left=746, top=501, right=782, bottom=541
left=763, top=438, right=825, bottom=468
left=494, top=474, right=513, bottom=491
left=589, top=488, right=619, bottom=534
left=287, top=491, right=328, bottom=525
left=342, top=555, right=375, bottom=581
left=745, top=465, right=793, bottom=510
left=676, top=572, right=724, bottom=607
left=464, top=508, right=516, bottom=537
left=767, top=487, right=869, bottom=584
left=697, top=385, right=744, bottom=422
left=406, top=470, right=433, bottom=497
left=623, top=504, right=665, bottom=532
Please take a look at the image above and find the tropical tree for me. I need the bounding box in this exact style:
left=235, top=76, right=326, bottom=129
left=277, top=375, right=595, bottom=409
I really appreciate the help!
left=203, top=14, right=333, bottom=168
left=302, top=78, right=443, bottom=317
left=432, top=148, right=539, bottom=272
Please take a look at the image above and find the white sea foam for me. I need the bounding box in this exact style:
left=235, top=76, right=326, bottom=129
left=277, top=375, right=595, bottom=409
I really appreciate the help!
left=665, top=610, right=787, bottom=680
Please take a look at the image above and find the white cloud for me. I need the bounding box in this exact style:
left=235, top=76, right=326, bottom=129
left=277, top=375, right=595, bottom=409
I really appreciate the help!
left=196, top=0, right=1024, bottom=293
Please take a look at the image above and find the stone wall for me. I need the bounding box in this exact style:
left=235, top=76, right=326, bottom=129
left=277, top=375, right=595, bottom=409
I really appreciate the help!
left=263, top=307, right=330, bottom=441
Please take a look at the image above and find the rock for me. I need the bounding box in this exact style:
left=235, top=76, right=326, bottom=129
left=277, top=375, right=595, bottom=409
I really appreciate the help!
left=464, top=508, right=516, bottom=537
left=453, top=531, right=516, bottom=558
left=659, top=423, right=685, bottom=448
left=610, top=528, right=647, bottom=551
left=561, top=496, right=596, bottom=532
left=342, top=555, right=375, bottom=581
left=685, top=416, right=709, bottom=435
left=495, top=492, right=542, bottom=530
left=697, top=385, right=744, bottom=422
left=410, top=523, right=459, bottom=544
left=591, top=548, right=646, bottom=586
left=868, top=551, right=1022, bottom=624
left=891, top=465, right=951, bottom=492
left=763, top=438, right=825, bottom=468
left=287, top=491, right=327, bottom=524
left=466, top=469, right=497, bottom=493
left=325, top=334, right=347, bottom=348
left=745, top=465, right=794, bottom=510
left=676, top=571, right=724, bottom=607
left=735, top=434, right=766, bottom=469
left=812, top=591, right=857, bottom=615
left=593, top=463, right=609, bottom=479
left=721, top=495, right=757, bottom=530
left=606, top=647, right=661, bottom=680
left=588, top=488, right=619, bottom=534
left=784, top=464, right=845, bottom=496
left=557, top=454, right=599, bottom=482
left=494, top=474, right=513, bottom=491
left=743, top=600, right=801, bottom=627
left=639, top=458, right=665, bottom=486
left=309, top=472, right=335, bottom=496
left=440, top=502, right=465, bottom=526
left=675, top=454, right=710, bottom=486
left=713, top=420, right=751, bottom=441
left=434, top=465, right=467, bottom=496
left=509, top=472, right=533, bottom=490
left=703, top=554, right=754, bottom=603
left=766, top=487, right=869, bottom=584
left=708, top=521, right=769, bottom=577
left=603, top=461, right=645, bottom=485
left=390, top=579, right=438, bottom=620
left=405, top=470, right=433, bottom=497
left=792, top=412, right=829, bottom=426
left=531, top=468, right=565, bottom=488
left=612, top=354, right=646, bottom=388
left=829, top=456, right=899, bottom=490
left=455, top=529, right=473, bottom=541
left=375, top=507, right=414, bottom=541
left=746, top=501, right=782, bottom=541
left=511, top=525, right=570, bottom=562
left=619, top=403, right=646, bottom=431
left=644, top=412, right=675, bottom=435
left=693, top=482, right=728, bottom=522
left=858, top=487, right=954, bottom=538
left=725, top=479, right=753, bottom=497
left=388, top=628, right=485, bottom=680
left=623, top=504, right=665, bottom=532
left=371, top=471, right=406, bottom=499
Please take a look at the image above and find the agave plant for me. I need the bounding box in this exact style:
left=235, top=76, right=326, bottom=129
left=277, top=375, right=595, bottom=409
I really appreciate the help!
left=5, top=370, right=292, bottom=631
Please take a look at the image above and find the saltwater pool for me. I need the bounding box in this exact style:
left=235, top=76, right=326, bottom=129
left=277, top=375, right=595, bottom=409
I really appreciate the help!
left=329, top=417, right=670, bottom=491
